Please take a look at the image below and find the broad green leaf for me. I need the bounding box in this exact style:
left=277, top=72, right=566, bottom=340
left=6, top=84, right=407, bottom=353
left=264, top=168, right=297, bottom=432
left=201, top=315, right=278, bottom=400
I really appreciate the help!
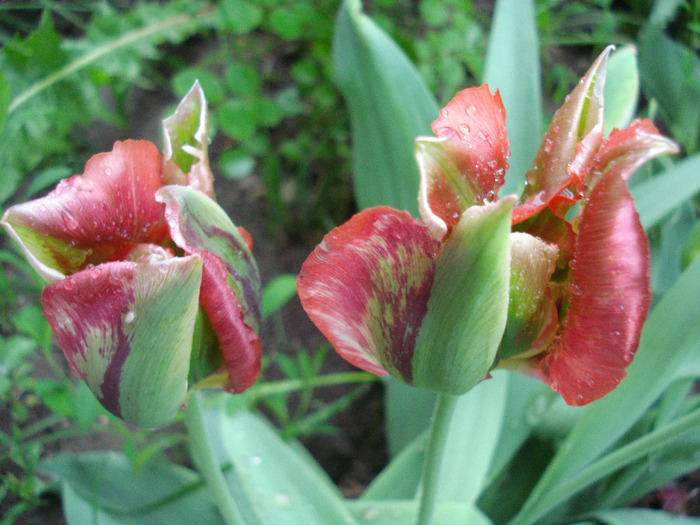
left=510, top=255, right=700, bottom=525
left=0, top=70, right=9, bottom=132
left=332, top=0, right=438, bottom=215
left=603, top=46, right=639, bottom=136
left=484, top=374, right=550, bottom=482
left=633, top=152, right=700, bottom=229
left=361, top=431, right=427, bottom=500
left=261, top=273, right=298, bottom=319
left=434, top=371, right=508, bottom=505
left=639, top=27, right=700, bottom=153
left=576, top=508, right=700, bottom=525
left=204, top=402, right=358, bottom=525
left=383, top=377, right=436, bottom=456
left=649, top=0, right=687, bottom=27
left=483, top=0, right=542, bottom=196
left=346, top=500, right=493, bottom=525
left=42, top=452, right=222, bottom=525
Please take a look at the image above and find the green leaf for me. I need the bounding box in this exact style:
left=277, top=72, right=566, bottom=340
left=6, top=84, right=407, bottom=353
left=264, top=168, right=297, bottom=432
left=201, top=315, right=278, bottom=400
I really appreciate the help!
left=0, top=69, right=9, bottom=132
left=361, top=431, right=427, bottom=500
left=218, top=0, right=263, bottom=35
left=639, top=27, right=700, bottom=153
left=332, top=0, right=438, bottom=215
left=261, top=274, right=297, bottom=319
left=510, top=255, right=700, bottom=525
left=433, top=372, right=508, bottom=505
left=413, top=198, right=514, bottom=395
left=603, top=46, right=639, bottom=136
left=43, top=453, right=222, bottom=525
left=383, top=378, right=436, bottom=456
left=632, top=152, right=700, bottom=229
left=577, top=508, right=700, bottom=525
left=483, top=0, right=542, bottom=196
left=203, top=402, right=358, bottom=524
left=346, top=500, right=493, bottom=525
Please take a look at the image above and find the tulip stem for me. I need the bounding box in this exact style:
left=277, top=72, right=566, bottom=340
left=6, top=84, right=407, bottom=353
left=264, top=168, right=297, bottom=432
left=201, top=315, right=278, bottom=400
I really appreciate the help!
left=185, top=391, right=247, bottom=525
left=416, top=393, right=459, bottom=525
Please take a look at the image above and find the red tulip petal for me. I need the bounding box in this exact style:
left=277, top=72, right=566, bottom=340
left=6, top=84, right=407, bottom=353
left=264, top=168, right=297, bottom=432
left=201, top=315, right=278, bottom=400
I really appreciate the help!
left=418, top=86, right=509, bottom=237
left=585, top=118, right=680, bottom=190
left=197, top=251, right=262, bottom=393
left=41, top=256, right=203, bottom=427
left=297, top=207, right=440, bottom=382
left=537, top=171, right=650, bottom=405
left=514, top=47, right=612, bottom=224
left=1, top=140, right=168, bottom=282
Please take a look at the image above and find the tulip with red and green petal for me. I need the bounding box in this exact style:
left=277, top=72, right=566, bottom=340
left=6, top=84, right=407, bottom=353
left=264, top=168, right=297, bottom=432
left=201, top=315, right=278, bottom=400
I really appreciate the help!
left=1, top=83, right=262, bottom=427
left=298, top=46, right=679, bottom=404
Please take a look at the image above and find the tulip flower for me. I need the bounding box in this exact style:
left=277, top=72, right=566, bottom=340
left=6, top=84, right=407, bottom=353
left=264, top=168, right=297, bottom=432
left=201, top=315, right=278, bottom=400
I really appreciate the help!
left=1, top=83, right=262, bottom=427
left=298, top=47, right=678, bottom=404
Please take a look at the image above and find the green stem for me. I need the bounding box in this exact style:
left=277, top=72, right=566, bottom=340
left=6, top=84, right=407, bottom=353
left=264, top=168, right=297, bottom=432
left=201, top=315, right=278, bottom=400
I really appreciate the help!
left=185, top=391, right=246, bottom=525
left=416, top=394, right=459, bottom=525
left=251, top=371, right=377, bottom=398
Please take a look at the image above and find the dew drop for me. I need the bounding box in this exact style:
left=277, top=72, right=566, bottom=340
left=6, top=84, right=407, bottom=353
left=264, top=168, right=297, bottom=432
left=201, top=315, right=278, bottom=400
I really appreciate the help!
left=543, top=138, right=554, bottom=153
left=363, top=508, right=380, bottom=520
left=63, top=213, right=79, bottom=231
left=466, top=104, right=477, bottom=116
left=273, top=493, right=291, bottom=508
left=124, top=311, right=135, bottom=324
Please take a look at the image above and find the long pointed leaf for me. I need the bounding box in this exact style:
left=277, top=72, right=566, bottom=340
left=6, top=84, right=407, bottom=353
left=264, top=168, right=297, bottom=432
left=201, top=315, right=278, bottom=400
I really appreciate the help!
left=483, top=0, right=542, bottom=196
left=332, top=0, right=438, bottom=215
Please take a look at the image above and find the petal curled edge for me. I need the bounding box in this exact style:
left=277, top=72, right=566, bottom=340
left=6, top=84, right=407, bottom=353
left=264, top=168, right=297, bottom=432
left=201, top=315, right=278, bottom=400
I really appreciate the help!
left=536, top=171, right=650, bottom=405
left=157, top=186, right=261, bottom=332
left=297, top=207, right=440, bottom=382
left=514, top=46, right=613, bottom=224
left=41, top=256, right=203, bottom=427
left=162, top=81, right=215, bottom=199
left=1, top=140, right=169, bottom=282
left=197, top=251, right=262, bottom=393
left=583, top=118, right=680, bottom=191
left=419, top=85, right=509, bottom=237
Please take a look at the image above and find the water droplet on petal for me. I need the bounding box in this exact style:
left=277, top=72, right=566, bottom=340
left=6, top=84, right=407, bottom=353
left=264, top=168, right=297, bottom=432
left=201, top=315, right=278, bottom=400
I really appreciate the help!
left=466, top=105, right=477, bottom=116
left=124, top=311, right=135, bottom=324
left=274, top=493, right=291, bottom=508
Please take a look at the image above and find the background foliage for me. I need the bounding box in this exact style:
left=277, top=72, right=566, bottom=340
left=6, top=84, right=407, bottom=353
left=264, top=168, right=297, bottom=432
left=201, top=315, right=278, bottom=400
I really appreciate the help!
left=1, top=0, right=699, bottom=523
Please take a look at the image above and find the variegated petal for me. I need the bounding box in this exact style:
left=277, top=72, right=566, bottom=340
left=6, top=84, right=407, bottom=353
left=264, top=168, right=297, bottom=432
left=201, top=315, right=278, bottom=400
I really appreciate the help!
left=162, top=81, right=214, bottom=198
left=41, top=256, right=203, bottom=427
left=156, top=185, right=261, bottom=331
left=1, top=140, right=168, bottom=282
left=418, top=85, right=509, bottom=238
left=297, top=207, right=440, bottom=382
left=412, top=197, right=514, bottom=394
left=514, top=46, right=613, bottom=224
left=498, top=232, right=559, bottom=360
